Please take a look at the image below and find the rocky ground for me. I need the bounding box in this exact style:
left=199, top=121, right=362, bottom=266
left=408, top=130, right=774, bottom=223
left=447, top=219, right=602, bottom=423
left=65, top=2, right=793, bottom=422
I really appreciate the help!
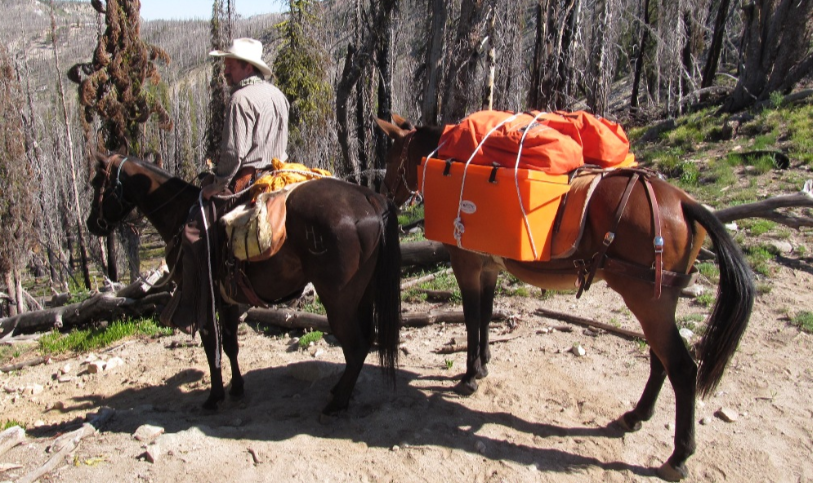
left=0, top=255, right=812, bottom=482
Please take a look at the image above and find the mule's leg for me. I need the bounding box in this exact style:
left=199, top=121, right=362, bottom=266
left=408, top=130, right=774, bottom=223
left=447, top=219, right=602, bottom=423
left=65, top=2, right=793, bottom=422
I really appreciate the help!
left=220, top=304, right=244, bottom=398
left=449, top=250, right=487, bottom=395
left=198, top=322, right=226, bottom=410
left=618, top=287, right=697, bottom=481
left=475, top=268, right=500, bottom=380
left=619, top=348, right=666, bottom=431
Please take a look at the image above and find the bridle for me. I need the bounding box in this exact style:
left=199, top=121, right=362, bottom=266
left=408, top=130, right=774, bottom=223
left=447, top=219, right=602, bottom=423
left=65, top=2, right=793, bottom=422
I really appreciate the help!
left=382, top=130, right=421, bottom=205
left=93, top=156, right=136, bottom=233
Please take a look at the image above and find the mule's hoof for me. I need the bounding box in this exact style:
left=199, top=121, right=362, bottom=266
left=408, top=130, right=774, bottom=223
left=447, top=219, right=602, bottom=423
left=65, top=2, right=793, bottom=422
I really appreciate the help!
left=656, top=461, right=688, bottom=481
left=454, top=379, right=478, bottom=396
left=321, top=399, right=348, bottom=416
left=617, top=413, right=642, bottom=432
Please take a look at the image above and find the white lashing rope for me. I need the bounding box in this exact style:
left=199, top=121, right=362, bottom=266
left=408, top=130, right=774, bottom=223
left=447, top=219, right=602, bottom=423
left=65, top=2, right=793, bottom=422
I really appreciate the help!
left=199, top=192, right=221, bottom=369
left=453, top=113, right=522, bottom=248
left=514, top=111, right=550, bottom=260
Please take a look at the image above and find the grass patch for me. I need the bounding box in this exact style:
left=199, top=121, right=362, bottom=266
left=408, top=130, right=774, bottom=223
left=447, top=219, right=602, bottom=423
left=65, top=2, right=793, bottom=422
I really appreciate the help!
left=397, top=204, right=424, bottom=227
left=1, top=420, right=25, bottom=430
left=402, top=269, right=461, bottom=303
left=38, top=318, right=172, bottom=356
left=695, top=262, right=720, bottom=283
left=301, top=296, right=326, bottom=315
left=677, top=313, right=706, bottom=332
left=739, top=219, right=776, bottom=236
left=790, top=311, right=813, bottom=333
left=695, top=292, right=716, bottom=307
left=298, top=330, right=324, bottom=348
left=744, top=244, right=776, bottom=277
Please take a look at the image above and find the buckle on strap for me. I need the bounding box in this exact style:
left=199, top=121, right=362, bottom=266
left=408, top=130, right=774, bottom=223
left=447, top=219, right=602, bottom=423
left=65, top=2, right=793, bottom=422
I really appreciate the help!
left=603, top=232, right=616, bottom=247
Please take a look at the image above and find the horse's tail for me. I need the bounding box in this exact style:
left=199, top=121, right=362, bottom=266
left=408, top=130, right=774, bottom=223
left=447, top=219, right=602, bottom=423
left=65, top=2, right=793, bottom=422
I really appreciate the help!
left=683, top=200, right=754, bottom=397
left=374, top=197, right=402, bottom=385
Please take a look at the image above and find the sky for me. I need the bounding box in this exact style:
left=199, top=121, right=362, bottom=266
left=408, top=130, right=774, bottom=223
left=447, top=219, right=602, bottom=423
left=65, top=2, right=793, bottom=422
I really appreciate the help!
left=138, top=0, right=284, bottom=21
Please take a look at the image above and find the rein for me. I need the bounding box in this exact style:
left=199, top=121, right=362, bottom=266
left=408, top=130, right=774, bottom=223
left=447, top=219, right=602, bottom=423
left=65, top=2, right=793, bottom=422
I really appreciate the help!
left=384, top=130, right=421, bottom=203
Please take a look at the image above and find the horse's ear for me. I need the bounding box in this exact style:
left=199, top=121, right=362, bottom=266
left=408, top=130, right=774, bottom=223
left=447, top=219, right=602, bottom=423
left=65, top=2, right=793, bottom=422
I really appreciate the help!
left=391, top=113, right=414, bottom=130
left=375, top=117, right=408, bottom=141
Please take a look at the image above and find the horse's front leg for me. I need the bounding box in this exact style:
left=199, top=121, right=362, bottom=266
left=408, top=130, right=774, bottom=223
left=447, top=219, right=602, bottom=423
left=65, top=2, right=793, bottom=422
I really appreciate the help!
left=220, top=304, right=244, bottom=398
left=199, top=320, right=225, bottom=410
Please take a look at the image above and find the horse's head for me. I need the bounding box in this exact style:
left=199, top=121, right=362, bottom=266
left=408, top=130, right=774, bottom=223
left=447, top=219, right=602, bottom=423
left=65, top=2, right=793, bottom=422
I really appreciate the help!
left=87, top=152, right=138, bottom=236
left=376, top=115, right=421, bottom=206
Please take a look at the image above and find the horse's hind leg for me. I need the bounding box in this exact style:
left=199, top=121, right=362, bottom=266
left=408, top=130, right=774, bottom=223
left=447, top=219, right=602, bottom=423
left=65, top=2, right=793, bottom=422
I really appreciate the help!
left=220, top=304, right=244, bottom=398
left=475, top=268, right=500, bottom=379
left=322, top=286, right=374, bottom=415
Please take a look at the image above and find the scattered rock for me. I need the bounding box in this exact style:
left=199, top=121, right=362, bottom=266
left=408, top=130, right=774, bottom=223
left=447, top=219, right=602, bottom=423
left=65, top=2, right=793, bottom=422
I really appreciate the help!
left=57, top=375, right=74, bottom=383
left=571, top=344, right=586, bottom=357
left=288, top=361, right=340, bottom=383
left=106, top=357, right=125, bottom=371
left=679, top=328, right=694, bottom=342
left=134, top=424, right=165, bottom=443
left=87, top=361, right=107, bottom=374
left=475, top=440, right=487, bottom=454
left=724, top=222, right=738, bottom=231
left=27, top=384, right=44, bottom=396
left=680, top=284, right=705, bottom=298
left=60, top=363, right=72, bottom=375
left=767, top=240, right=793, bottom=255
left=700, top=417, right=712, bottom=425
left=390, top=445, right=400, bottom=452
left=144, top=443, right=161, bottom=463
left=715, top=407, right=739, bottom=423
left=2, top=386, right=16, bottom=394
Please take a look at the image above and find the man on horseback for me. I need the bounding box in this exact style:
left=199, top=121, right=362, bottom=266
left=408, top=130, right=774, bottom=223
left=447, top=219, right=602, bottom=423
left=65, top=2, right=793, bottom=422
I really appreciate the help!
left=161, top=37, right=289, bottom=332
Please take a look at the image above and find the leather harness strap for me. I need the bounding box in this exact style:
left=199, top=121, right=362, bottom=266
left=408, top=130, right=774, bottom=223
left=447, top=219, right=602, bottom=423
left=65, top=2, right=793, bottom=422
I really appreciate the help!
left=578, top=172, right=640, bottom=298
left=577, top=169, right=667, bottom=299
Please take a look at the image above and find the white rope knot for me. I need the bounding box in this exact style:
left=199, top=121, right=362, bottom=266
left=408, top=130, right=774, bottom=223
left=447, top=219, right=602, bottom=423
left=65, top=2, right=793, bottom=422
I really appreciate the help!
left=453, top=217, right=465, bottom=245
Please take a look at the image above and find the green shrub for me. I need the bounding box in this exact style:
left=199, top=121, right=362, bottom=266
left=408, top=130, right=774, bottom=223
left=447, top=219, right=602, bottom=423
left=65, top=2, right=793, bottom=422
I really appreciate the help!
left=298, top=330, right=324, bottom=348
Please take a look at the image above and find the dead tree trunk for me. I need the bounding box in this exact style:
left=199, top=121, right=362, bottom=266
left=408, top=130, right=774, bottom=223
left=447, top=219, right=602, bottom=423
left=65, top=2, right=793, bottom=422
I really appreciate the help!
left=631, top=0, right=652, bottom=108
left=723, top=0, right=813, bottom=112
left=701, top=0, right=732, bottom=89
left=420, top=0, right=447, bottom=125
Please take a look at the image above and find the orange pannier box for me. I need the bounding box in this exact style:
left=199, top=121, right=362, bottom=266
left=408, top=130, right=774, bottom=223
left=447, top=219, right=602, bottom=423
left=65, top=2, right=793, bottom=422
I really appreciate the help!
left=418, top=154, right=637, bottom=261
left=418, top=157, right=571, bottom=261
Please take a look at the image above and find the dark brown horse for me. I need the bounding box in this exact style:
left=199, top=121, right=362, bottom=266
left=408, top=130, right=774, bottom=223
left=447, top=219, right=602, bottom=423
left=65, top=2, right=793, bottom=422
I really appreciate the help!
left=377, top=116, right=754, bottom=481
left=87, top=153, right=401, bottom=415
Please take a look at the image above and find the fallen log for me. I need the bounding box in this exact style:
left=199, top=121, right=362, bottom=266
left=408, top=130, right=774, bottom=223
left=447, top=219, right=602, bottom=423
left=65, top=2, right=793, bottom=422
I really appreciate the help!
left=401, top=241, right=449, bottom=267
left=244, top=307, right=509, bottom=333
left=535, top=308, right=645, bottom=340
left=714, top=181, right=813, bottom=229
left=18, top=407, right=114, bottom=483
left=402, top=268, right=454, bottom=289
left=0, top=426, right=25, bottom=457
left=0, top=356, right=48, bottom=373
left=434, top=333, right=523, bottom=354
left=0, top=292, right=171, bottom=337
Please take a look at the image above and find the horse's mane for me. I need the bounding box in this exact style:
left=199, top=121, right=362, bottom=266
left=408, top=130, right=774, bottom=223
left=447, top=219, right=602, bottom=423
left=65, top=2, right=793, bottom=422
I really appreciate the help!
left=127, top=155, right=197, bottom=189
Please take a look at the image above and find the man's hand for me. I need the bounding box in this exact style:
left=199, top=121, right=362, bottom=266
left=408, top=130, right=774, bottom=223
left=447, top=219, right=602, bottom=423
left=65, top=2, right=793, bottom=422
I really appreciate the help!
left=201, top=182, right=224, bottom=200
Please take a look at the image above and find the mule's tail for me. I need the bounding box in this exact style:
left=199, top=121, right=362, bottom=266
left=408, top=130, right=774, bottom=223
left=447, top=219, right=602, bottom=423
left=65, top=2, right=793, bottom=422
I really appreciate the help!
left=683, top=200, right=754, bottom=397
left=374, top=198, right=402, bottom=385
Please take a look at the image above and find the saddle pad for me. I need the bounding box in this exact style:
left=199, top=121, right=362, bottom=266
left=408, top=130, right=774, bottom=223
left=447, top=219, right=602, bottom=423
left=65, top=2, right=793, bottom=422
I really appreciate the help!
left=550, top=172, right=602, bottom=259
left=221, top=189, right=289, bottom=262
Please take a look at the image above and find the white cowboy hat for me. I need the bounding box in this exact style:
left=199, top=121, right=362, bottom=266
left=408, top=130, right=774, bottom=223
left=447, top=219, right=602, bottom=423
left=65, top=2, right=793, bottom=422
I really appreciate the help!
left=209, top=38, right=272, bottom=78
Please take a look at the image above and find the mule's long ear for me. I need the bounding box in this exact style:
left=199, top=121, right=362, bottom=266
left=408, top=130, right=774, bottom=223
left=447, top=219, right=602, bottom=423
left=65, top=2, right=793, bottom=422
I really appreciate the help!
left=391, top=113, right=414, bottom=130
left=375, top=117, right=408, bottom=141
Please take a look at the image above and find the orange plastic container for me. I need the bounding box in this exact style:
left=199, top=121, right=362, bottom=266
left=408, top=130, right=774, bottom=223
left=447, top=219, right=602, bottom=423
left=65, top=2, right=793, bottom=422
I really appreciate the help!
left=418, top=157, right=571, bottom=261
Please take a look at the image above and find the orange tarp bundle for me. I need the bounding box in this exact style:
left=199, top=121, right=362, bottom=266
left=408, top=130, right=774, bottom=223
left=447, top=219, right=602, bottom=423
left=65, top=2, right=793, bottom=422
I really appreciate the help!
left=437, top=110, right=631, bottom=173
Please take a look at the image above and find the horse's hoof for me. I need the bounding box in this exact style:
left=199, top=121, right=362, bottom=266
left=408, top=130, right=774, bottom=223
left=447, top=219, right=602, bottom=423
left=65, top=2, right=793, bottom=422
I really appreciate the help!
left=229, top=385, right=245, bottom=399
left=454, top=379, right=478, bottom=396
left=319, top=412, right=338, bottom=425
left=617, top=413, right=642, bottom=432
left=475, top=366, right=489, bottom=380
left=656, top=461, right=688, bottom=481
left=321, top=399, right=348, bottom=416
left=202, top=399, right=220, bottom=411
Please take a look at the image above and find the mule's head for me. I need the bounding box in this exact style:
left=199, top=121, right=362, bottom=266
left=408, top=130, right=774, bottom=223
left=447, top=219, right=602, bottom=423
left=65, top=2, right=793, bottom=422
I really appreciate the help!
left=87, top=152, right=137, bottom=236
left=375, top=115, right=420, bottom=207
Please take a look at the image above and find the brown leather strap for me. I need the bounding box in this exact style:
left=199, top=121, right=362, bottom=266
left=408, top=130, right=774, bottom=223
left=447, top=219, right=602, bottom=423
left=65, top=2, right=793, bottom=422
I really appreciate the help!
left=578, top=172, right=640, bottom=298
left=234, top=266, right=269, bottom=308
left=603, top=258, right=697, bottom=289
left=640, top=176, right=664, bottom=298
